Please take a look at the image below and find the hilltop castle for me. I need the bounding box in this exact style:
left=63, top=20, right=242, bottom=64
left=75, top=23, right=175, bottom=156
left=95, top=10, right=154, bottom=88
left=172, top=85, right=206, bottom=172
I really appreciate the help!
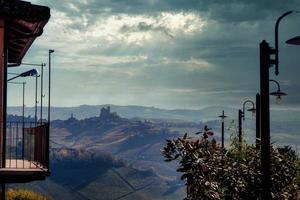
left=99, top=106, right=122, bottom=122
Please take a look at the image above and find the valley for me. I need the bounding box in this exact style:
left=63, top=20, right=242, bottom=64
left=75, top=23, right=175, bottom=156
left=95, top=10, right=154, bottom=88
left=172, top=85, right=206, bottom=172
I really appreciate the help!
left=8, top=105, right=300, bottom=199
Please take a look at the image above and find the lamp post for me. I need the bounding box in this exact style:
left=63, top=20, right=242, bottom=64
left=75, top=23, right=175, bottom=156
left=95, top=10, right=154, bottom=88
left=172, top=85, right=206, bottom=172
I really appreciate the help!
left=40, top=63, right=45, bottom=122
left=260, top=40, right=272, bottom=200
left=259, top=10, right=300, bottom=200
left=238, top=100, right=256, bottom=146
left=218, top=110, right=227, bottom=171
left=35, top=74, right=38, bottom=124
left=218, top=110, right=227, bottom=149
left=48, top=50, right=54, bottom=123
left=256, top=93, right=261, bottom=148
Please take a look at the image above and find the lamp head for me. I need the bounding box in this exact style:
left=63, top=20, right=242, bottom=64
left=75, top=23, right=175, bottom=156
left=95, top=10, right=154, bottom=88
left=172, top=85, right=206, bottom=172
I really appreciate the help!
left=218, top=110, right=227, bottom=121
left=218, top=114, right=227, bottom=122
left=49, top=49, right=55, bottom=53
left=242, top=100, right=255, bottom=120
left=270, top=90, right=287, bottom=104
left=247, top=107, right=256, bottom=118
left=247, top=107, right=256, bottom=113
left=19, top=69, right=39, bottom=77
left=218, top=114, right=227, bottom=119
left=286, top=36, right=300, bottom=45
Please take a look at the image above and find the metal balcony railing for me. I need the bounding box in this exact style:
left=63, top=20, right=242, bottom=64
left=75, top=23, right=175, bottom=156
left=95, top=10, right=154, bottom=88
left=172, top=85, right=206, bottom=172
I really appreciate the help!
left=3, top=122, right=49, bottom=170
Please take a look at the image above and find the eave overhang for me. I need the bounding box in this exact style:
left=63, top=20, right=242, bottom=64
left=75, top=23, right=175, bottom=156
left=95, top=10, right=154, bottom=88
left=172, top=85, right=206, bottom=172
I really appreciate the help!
left=0, top=0, right=50, bottom=65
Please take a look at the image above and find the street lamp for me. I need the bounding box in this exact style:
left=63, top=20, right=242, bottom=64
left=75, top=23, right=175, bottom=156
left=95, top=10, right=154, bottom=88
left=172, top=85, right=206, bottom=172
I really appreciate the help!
left=238, top=100, right=256, bottom=146
left=269, top=79, right=287, bottom=104
left=274, top=10, right=300, bottom=76
left=8, top=68, right=40, bottom=124
left=256, top=93, right=261, bottom=148
left=218, top=110, right=227, bottom=149
left=259, top=10, right=300, bottom=200
left=7, top=69, right=38, bottom=82
left=243, top=100, right=256, bottom=119
left=218, top=110, right=227, bottom=171
left=34, top=74, right=40, bottom=124
left=48, top=49, right=54, bottom=122
left=40, top=63, right=45, bottom=122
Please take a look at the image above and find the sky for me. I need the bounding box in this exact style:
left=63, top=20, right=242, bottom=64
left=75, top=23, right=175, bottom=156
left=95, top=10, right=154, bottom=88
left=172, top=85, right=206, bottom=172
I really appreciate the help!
left=7, top=0, right=300, bottom=109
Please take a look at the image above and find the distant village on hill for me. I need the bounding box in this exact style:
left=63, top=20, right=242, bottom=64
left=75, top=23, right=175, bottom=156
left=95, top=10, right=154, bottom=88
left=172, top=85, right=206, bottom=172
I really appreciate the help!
left=67, top=106, right=128, bottom=124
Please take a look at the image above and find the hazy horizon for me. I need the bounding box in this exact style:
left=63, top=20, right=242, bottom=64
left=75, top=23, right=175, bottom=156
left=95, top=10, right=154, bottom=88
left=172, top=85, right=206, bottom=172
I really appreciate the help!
left=7, top=103, right=300, bottom=112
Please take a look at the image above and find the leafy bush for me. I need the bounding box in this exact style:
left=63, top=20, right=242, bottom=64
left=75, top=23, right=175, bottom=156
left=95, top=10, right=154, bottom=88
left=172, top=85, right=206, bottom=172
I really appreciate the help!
left=7, top=188, right=51, bottom=200
left=162, top=127, right=300, bottom=199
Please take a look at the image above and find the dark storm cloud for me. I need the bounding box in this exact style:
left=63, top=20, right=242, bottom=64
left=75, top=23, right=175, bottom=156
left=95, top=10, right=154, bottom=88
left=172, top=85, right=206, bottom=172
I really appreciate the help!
left=35, top=0, right=298, bottom=36
left=50, top=0, right=299, bottom=23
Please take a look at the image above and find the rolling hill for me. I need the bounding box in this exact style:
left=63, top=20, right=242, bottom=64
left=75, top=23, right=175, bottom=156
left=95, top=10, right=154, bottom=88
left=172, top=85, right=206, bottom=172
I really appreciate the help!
left=8, top=104, right=300, bottom=199
left=12, top=148, right=184, bottom=200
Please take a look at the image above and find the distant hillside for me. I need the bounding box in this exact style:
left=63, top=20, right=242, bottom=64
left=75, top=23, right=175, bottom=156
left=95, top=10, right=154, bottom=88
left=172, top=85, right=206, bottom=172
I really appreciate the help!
left=8, top=104, right=300, bottom=123
left=50, top=110, right=176, bottom=158
left=13, top=148, right=184, bottom=200
left=7, top=105, right=237, bottom=122
left=48, top=107, right=189, bottom=183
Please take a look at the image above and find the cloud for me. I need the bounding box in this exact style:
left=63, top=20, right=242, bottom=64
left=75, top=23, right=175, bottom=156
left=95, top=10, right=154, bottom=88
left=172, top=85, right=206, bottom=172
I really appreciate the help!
left=11, top=0, right=300, bottom=109
left=162, top=57, right=213, bottom=71
left=36, top=0, right=299, bottom=23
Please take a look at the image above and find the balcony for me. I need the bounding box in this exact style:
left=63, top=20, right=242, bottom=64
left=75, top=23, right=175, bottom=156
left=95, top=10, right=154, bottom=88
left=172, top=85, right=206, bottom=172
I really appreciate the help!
left=0, top=122, right=50, bottom=183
